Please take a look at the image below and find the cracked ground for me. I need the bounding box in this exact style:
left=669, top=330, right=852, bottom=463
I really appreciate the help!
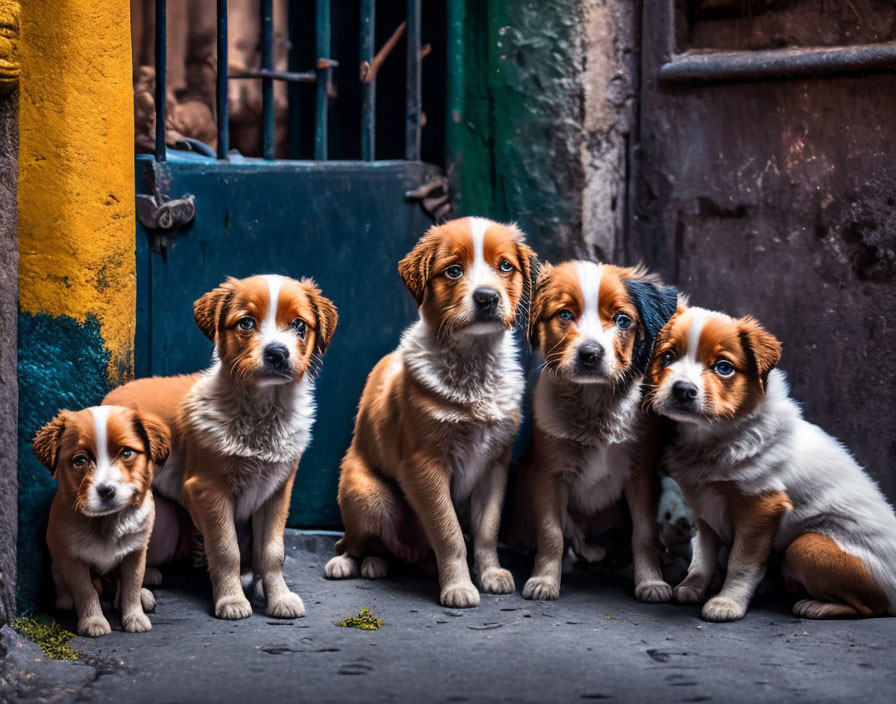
left=3, top=532, right=895, bottom=703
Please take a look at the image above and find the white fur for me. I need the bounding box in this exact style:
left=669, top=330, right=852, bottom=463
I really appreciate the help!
left=84, top=406, right=136, bottom=515
left=400, top=318, right=524, bottom=503
left=570, top=260, right=619, bottom=380
left=665, top=369, right=896, bottom=613
left=153, top=361, right=315, bottom=521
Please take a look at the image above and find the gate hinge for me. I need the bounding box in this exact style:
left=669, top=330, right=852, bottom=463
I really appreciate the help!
left=137, top=160, right=196, bottom=256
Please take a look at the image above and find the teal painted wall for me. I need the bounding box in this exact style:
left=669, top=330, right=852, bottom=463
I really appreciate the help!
left=16, top=313, right=110, bottom=611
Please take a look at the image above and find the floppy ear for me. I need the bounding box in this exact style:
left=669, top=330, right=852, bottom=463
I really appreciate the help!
left=738, top=316, right=782, bottom=389
left=133, top=411, right=172, bottom=466
left=33, top=413, right=68, bottom=477
left=513, top=237, right=538, bottom=319
left=193, top=279, right=236, bottom=341
left=398, top=229, right=440, bottom=306
left=303, top=278, right=339, bottom=354
left=527, top=261, right=553, bottom=350
left=623, top=272, right=679, bottom=374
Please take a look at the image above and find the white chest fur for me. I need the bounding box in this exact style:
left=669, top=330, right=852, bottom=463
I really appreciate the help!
left=155, top=364, right=316, bottom=519
left=66, top=497, right=153, bottom=575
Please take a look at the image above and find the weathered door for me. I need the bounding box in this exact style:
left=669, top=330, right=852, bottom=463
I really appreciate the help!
left=632, top=1, right=896, bottom=495
left=135, top=1, right=448, bottom=527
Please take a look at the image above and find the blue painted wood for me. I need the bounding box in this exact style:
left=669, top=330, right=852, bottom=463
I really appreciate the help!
left=134, top=154, right=440, bottom=527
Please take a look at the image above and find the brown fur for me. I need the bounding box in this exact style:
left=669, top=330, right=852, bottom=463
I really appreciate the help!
left=36, top=407, right=169, bottom=636
left=104, top=275, right=336, bottom=620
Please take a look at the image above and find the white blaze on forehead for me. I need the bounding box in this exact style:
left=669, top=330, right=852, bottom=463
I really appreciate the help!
left=686, top=308, right=712, bottom=362
left=468, top=217, right=492, bottom=287
left=666, top=306, right=719, bottom=391
left=88, top=406, right=121, bottom=486
left=572, top=261, right=603, bottom=338
left=261, top=274, right=286, bottom=336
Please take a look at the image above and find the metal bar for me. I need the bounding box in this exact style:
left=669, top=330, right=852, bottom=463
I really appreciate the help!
left=314, top=0, right=331, bottom=160
left=405, top=0, right=421, bottom=161
left=216, top=0, right=229, bottom=159
left=261, top=0, right=274, bottom=159
left=444, top=0, right=464, bottom=168
left=154, top=0, right=167, bottom=161
left=361, top=0, right=375, bottom=161
left=229, top=68, right=318, bottom=82
left=660, top=42, right=896, bottom=83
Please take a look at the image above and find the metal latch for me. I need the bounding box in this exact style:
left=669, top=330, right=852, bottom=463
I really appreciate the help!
left=405, top=176, right=451, bottom=222
left=136, top=160, right=196, bottom=256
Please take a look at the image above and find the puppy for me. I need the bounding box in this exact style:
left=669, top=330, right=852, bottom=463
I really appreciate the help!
left=34, top=406, right=170, bottom=636
left=325, top=217, right=535, bottom=608
left=105, top=274, right=337, bottom=620
left=513, top=261, right=677, bottom=602
left=648, top=305, right=896, bottom=621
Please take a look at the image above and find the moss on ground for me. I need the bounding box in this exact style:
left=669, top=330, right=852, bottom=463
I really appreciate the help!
left=13, top=615, right=81, bottom=661
left=335, top=607, right=383, bottom=631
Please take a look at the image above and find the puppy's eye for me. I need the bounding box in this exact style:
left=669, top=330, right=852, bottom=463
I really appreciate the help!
left=120, top=448, right=135, bottom=460
left=713, top=360, right=736, bottom=377
left=237, top=317, right=256, bottom=331
left=614, top=313, right=633, bottom=331
left=444, top=264, right=463, bottom=280
left=72, top=455, right=88, bottom=468
left=290, top=318, right=307, bottom=338
left=498, top=259, right=514, bottom=273
left=557, top=309, right=574, bottom=323
left=661, top=350, right=676, bottom=366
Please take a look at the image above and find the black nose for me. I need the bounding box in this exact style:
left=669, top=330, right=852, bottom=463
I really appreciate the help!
left=473, top=288, right=500, bottom=309
left=96, top=484, right=116, bottom=502
left=577, top=342, right=604, bottom=369
left=672, top=381, right=698, bottom=403
left=263, top=342, right=290, bottom=367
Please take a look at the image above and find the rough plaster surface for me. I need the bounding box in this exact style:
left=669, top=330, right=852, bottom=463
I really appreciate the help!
left=0, top=90, right=17, bottom=626
left=5, top=533, right=896, bottom=703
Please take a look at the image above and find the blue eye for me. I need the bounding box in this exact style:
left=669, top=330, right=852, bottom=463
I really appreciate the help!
left=614, top=313, right=633, bottom=331
left=557, top=309, right=574, bottom=323
left=498, top=259, right=514, bottom=273
left=445, top=265, right=463, bottom=280
left=290, top=318, right=307, bottom=338
left=661, top=350, right=676, bottom=367
left=237, top=317, right=256, bottom=331
left=713, top=360, right=735, bottom=377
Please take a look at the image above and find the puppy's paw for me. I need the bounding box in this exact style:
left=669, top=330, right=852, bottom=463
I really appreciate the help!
left=522, top=576, right=560, bottom=601
left=440, top=582, right=480, bottom=608
left=266, top=591, right=306, bottom=619
left=324, top=554, right=359, bottom=580
left=143, top=567, right=163, bottom=587
left=122, top=611, right=152, bottom=633
left=140, top=588, right=157, bottom=613
left=673, top=583, right=706, bottom=604
left=480, top=568, right=515, bottom=594
left=215, top=595, right=253, bottom=620
left=792, top=599, right=851, bottom=619
left=701, top=596, right=747, bottom=622
left=78, top=615, right=112, bottom=638
left=635, top=579, right=673, bottom=603
left=55, top=593, right=74, bottom=611
left=360, top=557, right=388, bottom=579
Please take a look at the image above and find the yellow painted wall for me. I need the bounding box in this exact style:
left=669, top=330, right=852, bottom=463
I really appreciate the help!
left=17, top=0, right=135, bottom=383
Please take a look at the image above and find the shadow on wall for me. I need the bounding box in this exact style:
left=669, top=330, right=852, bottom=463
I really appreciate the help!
left=16, top=313, right=111, bottom=611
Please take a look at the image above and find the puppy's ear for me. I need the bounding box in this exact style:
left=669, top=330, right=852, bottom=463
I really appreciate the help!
left=33, top=413, right=68, bottom=477
left=527, top=261, right=553, bottom=350
left=193, top=279, right=237, bottom=341
left=738, top=316, right=782, bottom=389
left=303, top=278, right=339, bottom=354
left=398, top=229, right=440, bottom=306
left=133, top=411, right=171, bottom=466
left=513, top=233, right=538, bottom=320
left=623, top=269, right=679, bottom=374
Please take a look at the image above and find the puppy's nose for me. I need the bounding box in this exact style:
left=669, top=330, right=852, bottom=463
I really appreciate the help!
left=672, top=380, right=698, bottom=403
left=473, top=288, right=500, bottom=310
left=263, top=342, right=290, bottom=366
left=577, top=342, right=604, bottom=369
left=96, top=484, right=116, bottom=502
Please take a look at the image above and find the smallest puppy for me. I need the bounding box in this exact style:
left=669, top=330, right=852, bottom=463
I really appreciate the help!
left=34, top=406, right=170, bottom=636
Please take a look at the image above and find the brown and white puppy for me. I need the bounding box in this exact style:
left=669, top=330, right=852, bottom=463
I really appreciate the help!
left=513, top=261, right=677, bottom=602
left=35, top=406, right=170, bottom=636
left=648, top=305, right=896, bottom=621
left=105, top=274, right=337, bottom=620
left=325, top=217, right=535, bottom=608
